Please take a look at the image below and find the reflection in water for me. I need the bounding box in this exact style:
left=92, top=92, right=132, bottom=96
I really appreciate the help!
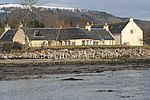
left=0, top=69, right=150, bottom=100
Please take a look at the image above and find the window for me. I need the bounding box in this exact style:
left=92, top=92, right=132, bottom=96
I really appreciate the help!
left=82, top=40, right=85, bottom=45
left=130, top=29, right=133, bottom=34
left=68, top=41, right=71, bottom=46
left=48, top=41, right=52, bottom=46
left=123, top=42, right=129, bottom=45
left=59, top=41, right=62, bottom=46
left=94, top=41, right=98, bottom=45
left=102, top=41, right=105, bottom=45
left=86, top=40, right=89, bottom=45
left=65, top=41, right=67, bottom=46
left=34, top=30, right=44, bottom=37
left=72, top=42, right=75, bottom=45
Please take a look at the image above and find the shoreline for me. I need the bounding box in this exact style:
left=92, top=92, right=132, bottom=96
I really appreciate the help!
left=0, top=58, right=150, bottom=81
left=0, top=57, right=150, bottom=63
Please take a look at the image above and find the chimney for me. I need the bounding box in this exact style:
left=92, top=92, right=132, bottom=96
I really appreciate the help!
left=103, top=23, right=109, bottom=31
left=60, top=26, right=63, bottom=28
left=76, top=24, right=79, bottom=28
left=18, top=22, right=23, bottom=29
left=129, top=17, right=134, bottom=22
left=5, top=24, right=11, bottom=32
left=85, top=22, right=92, bottom=31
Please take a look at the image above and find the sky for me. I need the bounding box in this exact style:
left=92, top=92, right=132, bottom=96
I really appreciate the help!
left=0, top=0, right=150, bottom=21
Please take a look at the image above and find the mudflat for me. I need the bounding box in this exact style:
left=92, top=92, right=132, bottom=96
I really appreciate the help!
left=0, top=58, right=150, bottom=80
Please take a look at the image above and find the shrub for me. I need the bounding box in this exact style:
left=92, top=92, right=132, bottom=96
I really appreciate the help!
left=1, top=42, right=13, bottom=52
left=13, top=42, right=23, bottom=50
left=1, top=42, right=23, bottom=52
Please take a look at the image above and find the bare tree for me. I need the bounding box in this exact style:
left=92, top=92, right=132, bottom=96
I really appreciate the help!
left=15, top=0, right=39, bottom=48
left=16, top=0, right=39, bottom=27
left=18, top=0, right=39, bottom=10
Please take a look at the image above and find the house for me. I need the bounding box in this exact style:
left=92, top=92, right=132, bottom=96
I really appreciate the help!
left=0, top=24, right=29, bottom=45
left=92, top=17, right=143, bottom=46
left=25, top=27, right=93, bottom=47
left=83, top=22, right=115, bottom=45
left=0, top=24, right=93, bottom=47
left=0, top=23, right=115, bottom=47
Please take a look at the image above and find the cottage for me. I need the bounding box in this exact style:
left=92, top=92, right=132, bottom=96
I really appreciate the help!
left=0, top=23, right=114, bottom=47
left=82, top=29, right=114, bottom=45
left=0, top=25, right=94, bottom=47
left=26, top=27, right=93, bottom=47
left=0, top=24, right=29, bottom=44
left=83, top=22, right=115, bottom=45
left=92, top=17, right=143, bottom=46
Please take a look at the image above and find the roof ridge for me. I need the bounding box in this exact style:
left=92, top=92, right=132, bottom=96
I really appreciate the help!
left=27, top=27, right=79, bottom=30
left=109, top=21, right=129, bottom=25
left=92, top=21, right=128, bottom=26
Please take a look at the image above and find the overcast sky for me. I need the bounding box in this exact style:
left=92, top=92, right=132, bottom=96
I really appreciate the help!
left=1, top=0, right=150, bottom=21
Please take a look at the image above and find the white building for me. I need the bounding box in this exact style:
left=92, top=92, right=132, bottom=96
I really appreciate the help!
left=106, top=17, right=143, bottom=46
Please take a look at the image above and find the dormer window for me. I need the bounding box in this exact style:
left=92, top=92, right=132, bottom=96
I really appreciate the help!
left=130, top=29, right=134, bottom=34
left=34, top=30, right=44, bottom=37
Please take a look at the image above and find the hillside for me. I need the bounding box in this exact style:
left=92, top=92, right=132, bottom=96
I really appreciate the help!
left=0, top=3, right=150, bottom=43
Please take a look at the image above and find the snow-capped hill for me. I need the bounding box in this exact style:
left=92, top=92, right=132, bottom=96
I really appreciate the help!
left=37, top=3, right=76, bottom=11
left=0, top=3, right=23, bottom=9
left=0, top=3, right=81, bottom=12
left=36, top=5, right=76, bottom=11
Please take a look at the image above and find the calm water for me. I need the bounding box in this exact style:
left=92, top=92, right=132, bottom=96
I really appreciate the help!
left=0, top=67, right=150, bottom=100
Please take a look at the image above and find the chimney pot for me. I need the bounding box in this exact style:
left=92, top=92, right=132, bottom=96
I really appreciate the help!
left=129, top=17, right=134, bottom=22
left=5, top=24, right=11, bottom=32
left=103, top=23, right=109, bottom=31
left=85, top=22, right=92, bottom=31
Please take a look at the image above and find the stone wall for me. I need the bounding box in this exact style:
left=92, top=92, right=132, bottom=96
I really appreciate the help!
left=0, top=48, right=150, bottom=60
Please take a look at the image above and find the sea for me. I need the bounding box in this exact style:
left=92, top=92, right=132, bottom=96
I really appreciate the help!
left=0, top=66, right=150, bottom=100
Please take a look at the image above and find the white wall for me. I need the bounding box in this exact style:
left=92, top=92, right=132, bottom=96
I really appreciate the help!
left=29, top=40, right=48, bottom=47
left=104, top=40, right=115, bottom=45
left=112, top=34, right=120, bottom=45
left=121, top=21, right=143, bottom=46
left=13, top=29, right=29, bottom=45
left=74, top=39, right=93, bottom=45
left=93, top=40, right=115, bottom=45
left=61, top=39, right=93, bottom=46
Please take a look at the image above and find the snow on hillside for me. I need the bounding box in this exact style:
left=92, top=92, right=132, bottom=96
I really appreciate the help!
left=0, top=3, right=78, bottom=11
left=0, top=4, right=23, bottom=9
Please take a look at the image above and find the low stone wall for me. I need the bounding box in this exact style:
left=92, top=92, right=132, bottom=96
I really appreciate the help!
left=0, top=48, right=150, bottom=60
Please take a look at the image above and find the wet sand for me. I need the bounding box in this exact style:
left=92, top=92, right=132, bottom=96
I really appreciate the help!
left=0, top=58, right=150, bottom=80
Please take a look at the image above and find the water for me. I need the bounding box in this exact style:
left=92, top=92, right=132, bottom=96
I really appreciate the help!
left=0, top=68, right=150, bottom=100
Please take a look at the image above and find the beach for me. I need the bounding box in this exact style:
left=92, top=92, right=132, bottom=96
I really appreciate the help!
left=0, top=58, right=150, bottom=80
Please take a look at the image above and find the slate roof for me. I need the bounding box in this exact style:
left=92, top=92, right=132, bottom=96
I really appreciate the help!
left=91, top=25, right=103, bottom=28
left=0, top=29, right=17, bottom=42
left=109, top=22, right=128, bottom=33
left=92, top=21, right=129, bottom=34
left=26, top=28, right=92, bottom=41
left=0, top=27, right=114, bottom=43
left=82, top=28, right=114, bottom=40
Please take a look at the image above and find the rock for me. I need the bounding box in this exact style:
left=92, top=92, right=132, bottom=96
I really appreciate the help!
left=96, top=90, right=115, bottom=92
left=62, top=78, right=83, bottom=81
